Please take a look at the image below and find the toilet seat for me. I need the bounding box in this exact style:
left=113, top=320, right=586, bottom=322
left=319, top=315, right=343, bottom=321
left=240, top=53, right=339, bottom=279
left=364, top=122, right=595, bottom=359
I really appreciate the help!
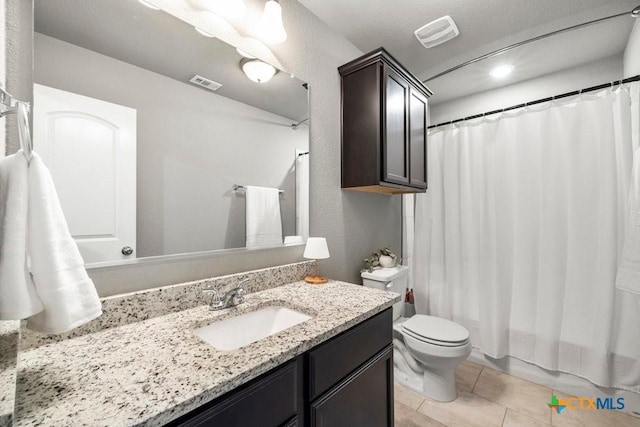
left=402, top=328, right=469, bottom=347
left=401, top=315, right=469, bottom=347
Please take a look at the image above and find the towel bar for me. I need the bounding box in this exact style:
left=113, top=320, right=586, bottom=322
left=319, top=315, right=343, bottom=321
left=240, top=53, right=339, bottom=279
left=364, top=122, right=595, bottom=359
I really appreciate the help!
left=233, top=184, right=284, bottom=194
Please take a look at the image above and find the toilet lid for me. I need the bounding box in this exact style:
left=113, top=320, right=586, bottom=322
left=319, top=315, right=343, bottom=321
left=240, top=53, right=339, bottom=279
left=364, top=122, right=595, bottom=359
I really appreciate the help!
left=402, top=315, right=469, bottom=344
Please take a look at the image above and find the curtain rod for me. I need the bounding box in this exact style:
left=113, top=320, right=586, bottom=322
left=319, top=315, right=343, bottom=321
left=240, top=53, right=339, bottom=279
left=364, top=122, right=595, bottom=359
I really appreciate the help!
left=291, top=117, right=308, bottom=130
left=423, top=6, right=639, bottom=83
left=428, top=74, right=640, bottom=130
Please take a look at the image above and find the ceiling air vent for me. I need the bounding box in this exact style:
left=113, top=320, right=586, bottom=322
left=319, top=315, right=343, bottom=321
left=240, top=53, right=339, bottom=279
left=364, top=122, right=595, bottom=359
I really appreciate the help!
left=189, top=74, right=222, bottom=91
left=414, top=15, right=459, bottom=49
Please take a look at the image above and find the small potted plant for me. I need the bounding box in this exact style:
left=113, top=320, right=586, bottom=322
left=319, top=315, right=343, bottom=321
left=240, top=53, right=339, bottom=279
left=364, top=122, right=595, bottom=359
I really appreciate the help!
left=378, top=247, right=397, bottom=268
left=361, top=247, right=398, bottom=272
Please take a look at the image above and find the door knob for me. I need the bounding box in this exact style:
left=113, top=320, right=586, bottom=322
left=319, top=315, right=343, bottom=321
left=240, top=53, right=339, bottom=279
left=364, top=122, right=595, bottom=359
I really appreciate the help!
left=121, top=246, right=134, bottom=256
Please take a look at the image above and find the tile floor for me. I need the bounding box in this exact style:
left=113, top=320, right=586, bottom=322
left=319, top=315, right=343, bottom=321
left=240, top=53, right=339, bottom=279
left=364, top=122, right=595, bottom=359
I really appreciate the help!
left=394, top=361, right=640, bottom=427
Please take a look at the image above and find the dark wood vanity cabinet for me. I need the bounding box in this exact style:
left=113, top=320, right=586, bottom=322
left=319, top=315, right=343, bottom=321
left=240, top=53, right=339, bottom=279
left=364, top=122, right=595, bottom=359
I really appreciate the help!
left=168, top=309, right=393, bottom=427
left=339, top=47, right=431, bottom=195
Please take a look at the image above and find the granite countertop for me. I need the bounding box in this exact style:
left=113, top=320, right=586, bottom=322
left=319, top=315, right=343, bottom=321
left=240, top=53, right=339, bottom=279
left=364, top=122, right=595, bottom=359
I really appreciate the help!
left=14, top=280, right=399, bottom=426
left=0, top=321, right=20, bottom=427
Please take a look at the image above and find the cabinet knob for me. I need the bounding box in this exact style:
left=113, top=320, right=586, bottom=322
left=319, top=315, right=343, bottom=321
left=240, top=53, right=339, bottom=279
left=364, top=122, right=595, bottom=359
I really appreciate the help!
left=121, top=246, right=134, bottom=256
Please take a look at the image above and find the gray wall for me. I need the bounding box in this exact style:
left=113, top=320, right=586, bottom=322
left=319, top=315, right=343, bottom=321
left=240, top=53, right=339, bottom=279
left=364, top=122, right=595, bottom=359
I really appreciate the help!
left=34, top=33, right=308, bottom=257
left=4, top=0, right=31, bottom=155
left=12, top=0, right=401, bottom=296
left=275, top=0, right=402, bottom=283
left=1, top=0, right=5, bottom=156
left=624, top=19, right=640, bottom=78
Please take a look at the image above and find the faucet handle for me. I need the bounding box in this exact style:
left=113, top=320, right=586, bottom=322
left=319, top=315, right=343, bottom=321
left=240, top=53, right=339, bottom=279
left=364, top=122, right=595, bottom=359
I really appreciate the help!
left=203, top=288, right=224, bottom=310
left=235, top=287, right=246, bottom=304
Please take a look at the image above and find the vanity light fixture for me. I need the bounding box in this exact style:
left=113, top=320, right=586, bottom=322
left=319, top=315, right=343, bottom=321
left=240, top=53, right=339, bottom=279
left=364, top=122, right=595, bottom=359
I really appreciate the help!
left=241, top=58, right=278, bottom=83
left=303, top=237, right=330, bottom=284
left=236, top=48, right=256, bottom=59
left=257, top=0, right=287, bottom=44
left=490, top=64, right=515, bottom=79
left=204, top=0, right=247, bottom=19
left=137, top=0, right=160, bottom=10
left=194, top=27, right=214, bottom=38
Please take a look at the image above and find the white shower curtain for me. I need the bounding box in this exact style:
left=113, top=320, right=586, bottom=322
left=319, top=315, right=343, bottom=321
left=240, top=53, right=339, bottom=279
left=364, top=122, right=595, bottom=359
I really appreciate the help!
left=413, top=83, right=640, bottom=391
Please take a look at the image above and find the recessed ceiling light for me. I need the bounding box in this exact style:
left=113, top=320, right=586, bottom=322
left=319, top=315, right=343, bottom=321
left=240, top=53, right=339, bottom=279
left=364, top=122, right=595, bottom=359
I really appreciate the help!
left=490, top=64, right=515, bottom=79
left=138, top=0, right=160, bottom=10
left=195, top=27, right=214, bottom=38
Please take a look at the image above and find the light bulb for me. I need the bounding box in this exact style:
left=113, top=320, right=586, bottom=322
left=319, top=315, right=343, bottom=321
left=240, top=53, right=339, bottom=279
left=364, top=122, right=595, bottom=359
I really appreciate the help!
left=257, top=1, right=287, bottom=44
left=241, top=59, right=277, bottom=83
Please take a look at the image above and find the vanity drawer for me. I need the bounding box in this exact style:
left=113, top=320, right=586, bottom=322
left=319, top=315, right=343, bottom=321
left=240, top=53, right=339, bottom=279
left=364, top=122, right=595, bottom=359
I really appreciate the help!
left=308, top=308, right=392, bottom=400
left=169, top=358, right=301, bottom=427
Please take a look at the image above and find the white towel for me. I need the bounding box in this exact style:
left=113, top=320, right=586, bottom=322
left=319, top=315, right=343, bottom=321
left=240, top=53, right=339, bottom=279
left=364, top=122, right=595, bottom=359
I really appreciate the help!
left=616, top=147, right=640, bottom=295
left=245, top=185, right=283, bottom=248
left=0, top=151, right=43, bottom=319
left=25, top=153, right=102, bottom=333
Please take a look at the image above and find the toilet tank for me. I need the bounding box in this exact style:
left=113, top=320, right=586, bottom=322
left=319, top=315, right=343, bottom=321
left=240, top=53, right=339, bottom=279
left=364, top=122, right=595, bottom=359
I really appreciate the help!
left=361, top=266, right=408, bottom=320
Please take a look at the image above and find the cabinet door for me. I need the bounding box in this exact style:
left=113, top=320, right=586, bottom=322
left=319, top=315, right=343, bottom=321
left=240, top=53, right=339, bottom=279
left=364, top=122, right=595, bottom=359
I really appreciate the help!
left=310, top=346, right=393, bottom=427
left=382, top=66, right=410, bottom=185
left=409, top=88, right=428, bottom=188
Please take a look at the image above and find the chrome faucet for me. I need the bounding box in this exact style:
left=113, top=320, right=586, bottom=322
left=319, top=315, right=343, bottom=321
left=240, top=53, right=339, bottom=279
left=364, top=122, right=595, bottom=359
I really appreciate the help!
left=202, top=279, right=249, bottom=311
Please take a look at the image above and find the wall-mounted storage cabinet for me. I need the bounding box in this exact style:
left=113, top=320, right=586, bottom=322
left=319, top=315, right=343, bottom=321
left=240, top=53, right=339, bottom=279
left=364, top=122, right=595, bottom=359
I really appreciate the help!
left=339, top=48, right=432, bottom=195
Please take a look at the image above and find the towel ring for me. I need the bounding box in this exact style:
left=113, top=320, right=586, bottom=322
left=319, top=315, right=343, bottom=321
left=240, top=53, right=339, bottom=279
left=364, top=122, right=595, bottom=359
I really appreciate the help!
left=16, top=102, right=33, bottom=163
left=0, top=85, right=32, bottom=163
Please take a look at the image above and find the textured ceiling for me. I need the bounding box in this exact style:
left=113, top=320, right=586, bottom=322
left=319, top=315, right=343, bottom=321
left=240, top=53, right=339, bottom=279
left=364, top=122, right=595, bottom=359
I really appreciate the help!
left=299, top=0, right=639, bottom=103
left=34, top=0, right=308, bottom=121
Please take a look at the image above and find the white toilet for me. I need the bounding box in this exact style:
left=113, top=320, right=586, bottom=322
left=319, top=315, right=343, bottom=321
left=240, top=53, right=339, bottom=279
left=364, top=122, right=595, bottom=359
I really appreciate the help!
left=362, top=266, right=472, bottom=402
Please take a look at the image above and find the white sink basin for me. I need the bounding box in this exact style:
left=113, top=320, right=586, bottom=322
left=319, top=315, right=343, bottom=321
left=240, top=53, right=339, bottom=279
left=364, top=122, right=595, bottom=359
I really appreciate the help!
left=195, top=306, right=312, bottom=351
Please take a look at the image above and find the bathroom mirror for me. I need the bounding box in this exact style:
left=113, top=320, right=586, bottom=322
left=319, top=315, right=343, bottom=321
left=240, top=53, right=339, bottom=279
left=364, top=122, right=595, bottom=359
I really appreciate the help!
left=32, top=0, right=309, bottom=266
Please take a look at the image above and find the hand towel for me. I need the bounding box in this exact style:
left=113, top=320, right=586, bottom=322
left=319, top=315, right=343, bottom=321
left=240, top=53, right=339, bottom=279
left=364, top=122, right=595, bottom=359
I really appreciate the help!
left=25, top=153, right=102, bottom=334
left=245, top=185, right=283, bottom=248
left=0, top=151, right=43, bottom=319
left=616, top=147, right=640, bottom=294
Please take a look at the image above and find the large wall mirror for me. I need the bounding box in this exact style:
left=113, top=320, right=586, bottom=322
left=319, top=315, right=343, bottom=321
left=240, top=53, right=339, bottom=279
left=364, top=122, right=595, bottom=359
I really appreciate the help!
left=32, top=0, right=309, bottom=266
